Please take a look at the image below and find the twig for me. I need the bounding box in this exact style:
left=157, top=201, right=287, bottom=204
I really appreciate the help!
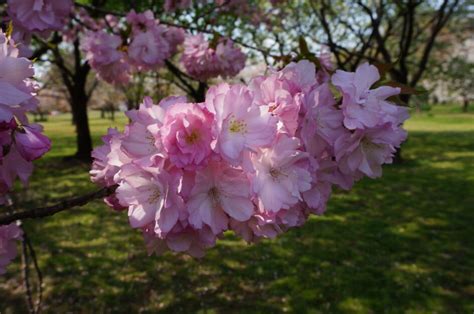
left=21, top=236, right=35, bottom=314
left=26, top=234, right=43, bottom=314
left=0, top=186, right=117, bottom=226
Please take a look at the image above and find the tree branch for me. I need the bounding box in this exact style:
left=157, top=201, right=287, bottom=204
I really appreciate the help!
left=0, top=186, right=117, bottom=226
left=410, top=0, right=460, bottom=86
left=165, top=60, right=199, bottom=99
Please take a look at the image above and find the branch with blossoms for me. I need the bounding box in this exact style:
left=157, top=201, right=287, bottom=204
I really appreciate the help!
left=0, top=4, right=416, bottom=312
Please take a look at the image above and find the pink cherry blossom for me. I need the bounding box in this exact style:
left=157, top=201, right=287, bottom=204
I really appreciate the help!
left=81, top=31, right=131, bottom=85
left=251, top=135, right=312, bottom=212
left=278, top=60, right=317, bottom=94
left=181, top=34, right=217, bottom=81
left=0, top=223, right=23, bottom=275
left=161, top=102, right=214, bottom=170
left=103, top=194, right=127, bottom=212
left=0, top=147, right=33, bottom=196
left=332, top=62, right=408, bottom=129
left=206, top=83, right=277, bottom=164
left=0, top=31, right=47, bottom=204
left=181, top=34, right=246, bottom=81
left=249, top=74, right=301, bottom=135
left=13, top=124, right=51, bottom=162
left=89, top=59, right=410, bottom=258
left=164, top=0, right=193, bottom=12
left=11, top=28, right=33, bottom=58
left=7, top=0, right=73, bottom=34
left=90, top=128, right=121, bottom=187
left=215, top=38, right=247, bottom=78
left=121, top=97, right=179, bottom=167
left=0, top=33, right=35, bottom=111
left=164, top=27, right=185, bottom=55
left=81, top=31, right=123, bottom=67
left=187, top=161, right=254, bottom=234
left=335, top=124, right=407, bottom=178
left=302, top=181, right=332, bottom=215
left=116, top=165, right=185, bottom=237
left=144, top=222, right=216, bottom=258
left=300, top=83, right=346, bottom=156
left=127, top=27, right=170, bottom=71
left=126, top=10, right=156, bottom=34
left=231, top=203, right=308, bottom=243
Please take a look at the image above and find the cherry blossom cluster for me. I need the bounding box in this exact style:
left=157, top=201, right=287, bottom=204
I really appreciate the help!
left=6, top=0, right=73, bottom=35
left=5, top=0, right=73, bottom=57
left=0, top=31, right=51, bottom=205
left=80, top=10, right=186, bottom=85
left=181, top=34, right=246, bottom=81
left=0, top=222, right=23, bottom=275
left=62, top=8, right=120, bottom=44
left=164, top=0, right=193, bottom=12
left=90, top=59, right=408, bottom=257
left=163, top=0, right=260, bottom=14
left=0, top=31, right=50, bottom=274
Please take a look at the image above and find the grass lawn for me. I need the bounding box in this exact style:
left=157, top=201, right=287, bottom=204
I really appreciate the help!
left=1, top=106, right=473, bottom=313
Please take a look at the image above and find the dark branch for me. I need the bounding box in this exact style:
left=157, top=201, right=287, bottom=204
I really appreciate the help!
left=25, top=234, right=43, bottom=314
left=21, top=237, right=35, bottom=314
left=165, top=60, right=199, bottom=99
left=0, top=186, right=117, bottom=226
left=410, top=0, right=460, bottom=86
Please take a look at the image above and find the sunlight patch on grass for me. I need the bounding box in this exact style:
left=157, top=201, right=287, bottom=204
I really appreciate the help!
left=338, top=297, right=371, bottom=313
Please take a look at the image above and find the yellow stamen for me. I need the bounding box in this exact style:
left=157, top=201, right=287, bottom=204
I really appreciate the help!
left=185, top=130, right=200, bottom=144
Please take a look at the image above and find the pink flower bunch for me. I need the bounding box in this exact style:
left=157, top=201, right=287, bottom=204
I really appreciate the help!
left=164, top=0, right=193, bottom=12
left=0, top=223, right=23, bottom=275
left=81, top=30, right=131, bottom=85
left=91, top=59, right=408, bottom=257
left=62, top=8, right=119, bottom=43
left=7, top=0, right=73, bottom=36
left=81, top=10, right=185, bottom=85
left=181, top=34, right=246, bottom=81
left=0, top=31, right=51, bottom=205
left=163, top=0, right=250, bottom=13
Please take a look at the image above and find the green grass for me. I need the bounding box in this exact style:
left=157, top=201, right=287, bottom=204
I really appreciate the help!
left=1, top=106, right=473, bottom=313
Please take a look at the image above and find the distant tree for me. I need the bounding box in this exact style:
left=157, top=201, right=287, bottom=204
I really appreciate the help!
left=442, top=57, right=474, bottom=112
left=304, top=0, right=463, bottom=161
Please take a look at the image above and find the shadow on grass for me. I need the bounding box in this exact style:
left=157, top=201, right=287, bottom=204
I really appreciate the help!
left=1, top=131, right=473, bottom=313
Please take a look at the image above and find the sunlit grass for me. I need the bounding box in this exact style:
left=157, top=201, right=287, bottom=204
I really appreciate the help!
left=1, top=106, right=473, bottom=313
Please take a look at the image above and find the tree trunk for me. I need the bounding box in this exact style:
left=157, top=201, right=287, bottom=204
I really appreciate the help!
left=70, top=90, right=93, bottom=162
left=462, top=97, right=469, bottom=113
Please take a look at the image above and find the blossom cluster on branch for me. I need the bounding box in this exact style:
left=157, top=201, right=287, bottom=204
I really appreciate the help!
left=90, top=60, right=408, bottom=257
left=181, top=34, right=246, bottom=81
left=0, top=31, right=51, bottom=205
left=6, top=0, right=74, bottom=57
left=0, top=1, right=410, bottom=274
left=80, top=9, right=246, bottom=85
left=0, top=31, right=51, bottom=274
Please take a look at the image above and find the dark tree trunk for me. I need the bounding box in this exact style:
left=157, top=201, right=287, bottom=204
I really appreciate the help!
left=70, top=90, right=93, bottom=162
left=57, top=39, right=93, bottom=162
left=462, top=97, right=469, bottom=113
